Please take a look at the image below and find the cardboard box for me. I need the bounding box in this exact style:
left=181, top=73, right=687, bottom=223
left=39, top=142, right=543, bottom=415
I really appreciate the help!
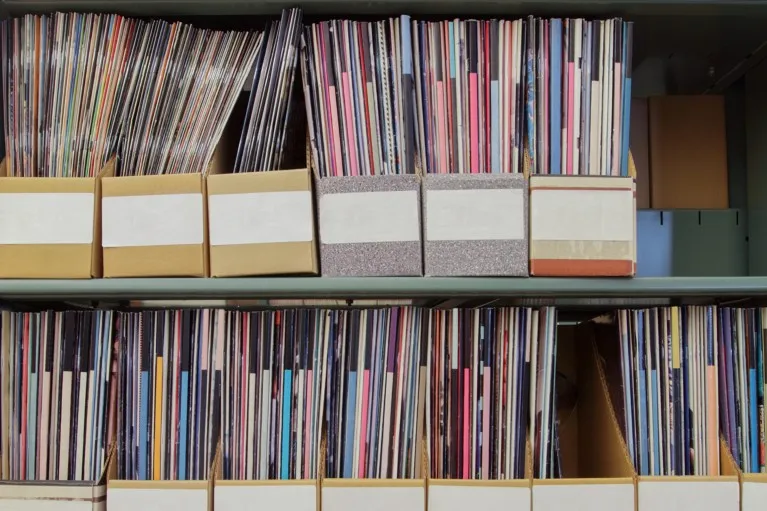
left=529, top=175, right=636, bottom=276
left=322, top=479, right=425, bottom=511
left=101, top=147, right=226, bottom=278
left=429, top=480, right=530, bottom=511
left=531, top=325, right=636, bottom=511
left=0, top=480, right=106, bottom=511
left=0, top=160, right=113, bottom=278
left=742, top=473, right=767, bottom=511
left=422, top=173, right=528, bottom=276
left=649, top=95, right=729, bottom=209
left=215, top=480, right=318, bottom=511
left=316, top=175, right=422, bottom=277
left=207, top=168, right=318, bottom=277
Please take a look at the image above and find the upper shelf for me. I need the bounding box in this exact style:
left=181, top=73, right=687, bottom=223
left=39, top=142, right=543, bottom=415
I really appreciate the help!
left=4, top=0, right=766, bottom=16
left=0, top=277, right=765, bottom=301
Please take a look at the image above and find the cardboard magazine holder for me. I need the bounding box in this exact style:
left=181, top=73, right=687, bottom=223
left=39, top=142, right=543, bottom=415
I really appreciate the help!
left=213, top=441, right=319, bottom=511
left=0, top=446, right=113, bottom=511
left=101, top=150, right=226, bottom=278
left=315, top=173, right=422, bottom=277
left=207, top=139, right=318, bottom=277
left=532, top=324, right=636, bottom=511
left=106, top=447, right=213, bottom=511
left=321, top=438, right=426, bottom=511
left=428, top=439, right=532, bottom=511
left=585, top=322, right=739, bottom=511
left=421, top=173, right=528, bottom=276
left=0, top=158, right=114, bottom=278
left=529, top=153, right=637, bottom=277
left=741, top=471, right=767, bottom=511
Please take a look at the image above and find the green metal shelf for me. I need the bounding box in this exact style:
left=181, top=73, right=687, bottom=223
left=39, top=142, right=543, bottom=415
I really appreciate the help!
left=0, top=277, right=765, bottom=301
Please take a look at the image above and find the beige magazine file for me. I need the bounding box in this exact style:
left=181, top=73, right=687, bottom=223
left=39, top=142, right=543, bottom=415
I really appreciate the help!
left=528, top=152, right=637, bottom=277
left=213, top=440, right=319, bottom=511
left=532, top=324, right=636, bottom=511
left=737, top=457, right=767, bottom=511
left=106, top=444, right=214, bottom=511
left=206, top=138, right=318, bottom=277
left=0, top=159, right=114, bottom=278
left=101, top=146, right=228, bottom=277
left=322, top=435, right=426, bottom=511
left=0, top=445, right=113, bottom=511
left=428, top=439, right=532, bottom=511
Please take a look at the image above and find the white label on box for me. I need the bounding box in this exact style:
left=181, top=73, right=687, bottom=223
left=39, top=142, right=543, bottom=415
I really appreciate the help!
left=426, top=189, right=525, bottom=241
left=107, top=488, right=207, bottom=511
left=209, top=191, right=313, bottom=246
left=323, top=485, right=423, bottom=511
left=742, top=481, right=767, bottom=511
left=638, top=480, right=739, bottom=511
left=531, top=188, right=634, bottom=241
left=0, top=192, right=94, bottom=244
left=319, top=191, right=419, bottom=244
left=102, top=194, right=203, bottom=247
left=534, top=483, right=634, bottom=511
left=429, top=484, right=530, bottom=511
left=215, top=484, right=316, bottom=511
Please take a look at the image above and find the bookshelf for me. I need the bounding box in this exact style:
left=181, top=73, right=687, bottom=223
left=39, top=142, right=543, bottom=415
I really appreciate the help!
left=1, top=277, right=767, bottom=301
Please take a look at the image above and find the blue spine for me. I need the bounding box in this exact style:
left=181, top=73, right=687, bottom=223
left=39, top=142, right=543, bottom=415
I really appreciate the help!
left=550, top=19, right=562, bottom=174
left=281, top=371, right=292, bottom=479
left=344, top=372, right=357, bottom=477
left=651, top=371, right=661, bottom=475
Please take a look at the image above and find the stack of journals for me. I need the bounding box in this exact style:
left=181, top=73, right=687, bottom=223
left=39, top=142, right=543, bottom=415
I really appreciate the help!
left=527, top=19, right=636, bottom=277
left=415, top=20, right=529, bottom=276
left=0, top=310, right=115, bottom=509
left=208, top=9, right=318, bottom=278
left=101, top=21, right=260, bottom=277
left=303, top=18, right=423, bottom=277
left=0, top=14, right=135, bottom=278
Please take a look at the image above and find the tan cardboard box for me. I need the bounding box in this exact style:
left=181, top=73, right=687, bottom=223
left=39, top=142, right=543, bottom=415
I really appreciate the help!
left=0, top=159, right=113, bottom=278
left=207, top=168, right=317, bottom=277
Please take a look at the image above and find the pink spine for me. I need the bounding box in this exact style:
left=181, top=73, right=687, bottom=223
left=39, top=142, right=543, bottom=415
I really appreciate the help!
left=437, top=83, right=447, bottom=173
left=341, top=71, right=359, bottom=176
left=566, top=61, right=575, bottom=174
left=482, top=372, right=490, bottom=478
left=463, top=367, right=470, bottom=478
left=612, top=63, right=622, bottom=175
left=469, top=74, right=479, bottom=173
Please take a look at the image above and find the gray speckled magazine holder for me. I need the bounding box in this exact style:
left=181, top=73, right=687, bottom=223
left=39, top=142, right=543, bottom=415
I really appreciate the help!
left=316, top=175, right=423, bottom=276
left=422, top=173, right=528, bottom=276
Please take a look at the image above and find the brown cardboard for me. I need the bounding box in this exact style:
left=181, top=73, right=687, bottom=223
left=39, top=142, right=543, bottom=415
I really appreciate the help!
left=530, top=324, right=636, bottom=511
left=101, top=173, right=210, bottom=278
left=207, top=168, right=318, bottom=277
left=0, top=159, right=114, bottom=278
left=631, top=98, right=651, bottom=209
left=649, top=95, right=729, bottom=209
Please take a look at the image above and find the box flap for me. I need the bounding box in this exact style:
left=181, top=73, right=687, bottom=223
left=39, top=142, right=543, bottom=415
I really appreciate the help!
left=102, top=173, right=203, bottom=197
left=533, top=479, right=634, bottom=511
left=215, top=482, right=316, bottom=511
left=207, top=168, right=310, bottom=194
left=322, top=480, right=424, bottom=511
left=638, top=477, right=739, bottom=511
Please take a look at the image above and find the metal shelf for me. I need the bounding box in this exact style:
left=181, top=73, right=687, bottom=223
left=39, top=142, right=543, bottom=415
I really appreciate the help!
left=0, top=277, right=764, bottom=301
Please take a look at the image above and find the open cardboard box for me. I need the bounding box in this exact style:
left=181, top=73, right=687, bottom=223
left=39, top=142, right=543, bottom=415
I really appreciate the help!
left=322, top=436, right=426, bottom=511
left=315, top=173, right=422, bottom=277
left=0, top=159, right=113, bottom=278
left=213, top=441, right=319, bottom=511
left=741, top=471, right=767, bottom=511
left=0, top=447, right=113, bottom=511
left=532, top=324, right=636, bottom=511
left=583, top=321, right=739, bottom=511
left=428, top=439, right=532, bottom=511
left=100, top=148, right=228, bottom=278
left=529, top=153, right=638, bottom=277
left=421, top=173, right=528, bottom=277
left=207, top=137, right=318, bottom=277
left=106, top=446, right=213, bottom=511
